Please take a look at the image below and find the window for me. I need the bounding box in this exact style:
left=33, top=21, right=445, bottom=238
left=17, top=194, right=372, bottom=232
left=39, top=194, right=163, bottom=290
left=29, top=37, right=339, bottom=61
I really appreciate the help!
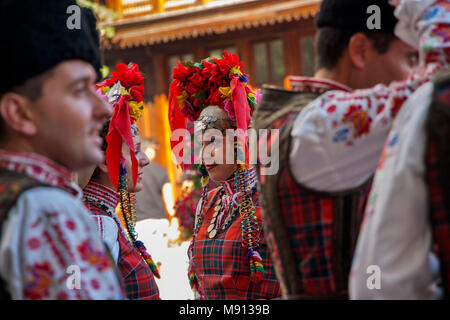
left=252, top=39, right=286, bottom=85
left=253, top=42, right=268, bottom=84
left=167, top=53, right=194, bottom=83
left=208, top=46, right=238, bottom=59
left=301, top=36, right=315, bottom=77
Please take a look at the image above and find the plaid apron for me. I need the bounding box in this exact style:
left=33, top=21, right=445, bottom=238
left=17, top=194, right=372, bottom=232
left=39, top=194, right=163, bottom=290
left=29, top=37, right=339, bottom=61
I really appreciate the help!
left=191, top=186, right=281, bottom=300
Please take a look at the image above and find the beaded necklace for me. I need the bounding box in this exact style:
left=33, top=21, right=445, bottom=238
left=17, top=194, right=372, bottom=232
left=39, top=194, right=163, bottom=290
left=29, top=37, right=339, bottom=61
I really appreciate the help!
left=83, top=196, right=128, bottom=238
left=117, top=165, right=160, bottom=279
left=235, top=164, right=264, bottom=283
left=189, top=163, right=265, bottom=289
left=118, top=169, right=138, bottom=241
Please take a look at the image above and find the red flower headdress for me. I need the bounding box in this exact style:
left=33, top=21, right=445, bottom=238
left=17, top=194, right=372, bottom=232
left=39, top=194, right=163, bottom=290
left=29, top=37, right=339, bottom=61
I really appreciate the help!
left=168, top=51, right=257, bottom=168
left=96, top=62, right=144, bottom=190
left=171, top=52, right=267, bottom=289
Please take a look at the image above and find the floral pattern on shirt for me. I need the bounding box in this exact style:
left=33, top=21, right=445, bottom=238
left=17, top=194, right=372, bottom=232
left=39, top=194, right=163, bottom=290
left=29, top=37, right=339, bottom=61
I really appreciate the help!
left=0, top=152, right=124, bottom=300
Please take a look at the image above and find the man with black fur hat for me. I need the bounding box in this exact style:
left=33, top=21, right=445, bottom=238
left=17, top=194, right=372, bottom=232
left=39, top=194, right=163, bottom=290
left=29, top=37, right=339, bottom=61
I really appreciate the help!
left=255, top=0, right=417, bottom=299
left=0, top=1, right=124, bottom=299
left=290, top=0, right=418, bottom=91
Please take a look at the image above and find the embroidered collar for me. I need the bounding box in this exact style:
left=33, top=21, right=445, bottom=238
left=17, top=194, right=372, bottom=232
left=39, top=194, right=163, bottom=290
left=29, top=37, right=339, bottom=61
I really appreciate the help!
left=83, top=181, right=119, bottom=215
left=288, top=76, right=352, bottom=94
left=213, top=166, right=258, bottom=230
left=0, top=150, right=80, bottom=196
left=221, top=166, right=257, bottom=199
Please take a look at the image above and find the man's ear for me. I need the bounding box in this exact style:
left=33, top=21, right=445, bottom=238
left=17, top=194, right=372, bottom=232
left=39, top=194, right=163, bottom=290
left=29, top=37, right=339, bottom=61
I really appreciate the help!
left=348, top=32, right=370, bottom=70
left=0, top=93, right=37, bottom=136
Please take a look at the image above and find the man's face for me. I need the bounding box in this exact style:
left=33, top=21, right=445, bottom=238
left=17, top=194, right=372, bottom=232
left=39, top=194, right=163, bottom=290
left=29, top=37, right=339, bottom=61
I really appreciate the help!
left=364, top=39, right=418, bottom=87
left=30, top=60, right=112, bottom=171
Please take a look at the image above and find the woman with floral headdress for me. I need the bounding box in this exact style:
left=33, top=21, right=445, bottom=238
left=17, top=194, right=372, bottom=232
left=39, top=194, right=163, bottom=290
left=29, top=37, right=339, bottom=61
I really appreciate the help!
left=82, top=63, right=160, bottom=300
left=169, top=51, right=281, bottom=300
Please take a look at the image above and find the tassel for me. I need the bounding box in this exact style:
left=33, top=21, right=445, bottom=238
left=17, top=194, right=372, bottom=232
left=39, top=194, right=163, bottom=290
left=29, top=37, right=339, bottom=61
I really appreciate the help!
left=106, top=96, right=139, bottom=190
left=135, top=240, right=161, bottom=279
left=188, top=270, right=199, bottom=291
left=168, top=80, right=188, bottom=168
left=246, top=249, right=265, bottom=284
left=201, top=175, right=209, bottom=187
left=231, top=76, right=251, bottom=165
left=234, top=165, right=264, bottom=284
left=187, top=243, right=200, bottom=292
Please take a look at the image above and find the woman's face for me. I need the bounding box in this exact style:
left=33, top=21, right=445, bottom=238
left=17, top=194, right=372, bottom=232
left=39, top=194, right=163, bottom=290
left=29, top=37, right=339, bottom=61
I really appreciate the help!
left=201, top=129, right=235, bottom=182
left=122, top=134, right=149, bottom=193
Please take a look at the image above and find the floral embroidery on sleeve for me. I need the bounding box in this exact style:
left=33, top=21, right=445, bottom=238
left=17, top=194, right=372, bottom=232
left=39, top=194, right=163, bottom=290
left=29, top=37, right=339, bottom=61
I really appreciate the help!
left=23, top=262, right=54, bottom=300
left=342, top=105, right=373, bottom=139
left=20, top=205, right=122, bottom=300
left=317, top=4, right=450, bottom=146
left=77, top=240, right=111, bottom=272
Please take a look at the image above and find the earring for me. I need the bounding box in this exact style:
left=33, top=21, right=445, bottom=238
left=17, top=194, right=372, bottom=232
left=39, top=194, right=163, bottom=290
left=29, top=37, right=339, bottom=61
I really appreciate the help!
left=198, top=162, right=209, bottom=187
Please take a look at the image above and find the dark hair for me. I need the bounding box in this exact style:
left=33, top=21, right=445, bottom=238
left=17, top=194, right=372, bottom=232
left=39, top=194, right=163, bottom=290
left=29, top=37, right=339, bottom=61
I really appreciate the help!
left=0, top=69, right=55, bottom=146
left=316, top=27, right=397, bottom=71
left=9, top=68, right=55, bottom=102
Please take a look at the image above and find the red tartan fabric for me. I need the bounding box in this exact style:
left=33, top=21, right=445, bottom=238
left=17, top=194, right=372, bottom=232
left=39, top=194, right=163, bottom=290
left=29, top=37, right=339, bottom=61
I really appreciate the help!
left=426, top=140, right=450, bottom=294
left=277, top=167, right=336, bottom=294
left=191, top=186, right=281, bottom=300
left=263, top=112, right=368, bottom=296
left=84, top=201, right=160, bottom=300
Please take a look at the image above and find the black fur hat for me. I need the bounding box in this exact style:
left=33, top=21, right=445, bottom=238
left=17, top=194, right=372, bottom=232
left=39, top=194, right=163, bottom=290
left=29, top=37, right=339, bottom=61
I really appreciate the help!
left=316, top=0, right=398, bottom=33
left=0, top=0, right=102, bottom=96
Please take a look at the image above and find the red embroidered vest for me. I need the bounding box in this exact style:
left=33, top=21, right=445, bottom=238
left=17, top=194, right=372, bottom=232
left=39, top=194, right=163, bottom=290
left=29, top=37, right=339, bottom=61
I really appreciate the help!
left=191, top=186, right=281, bottom=300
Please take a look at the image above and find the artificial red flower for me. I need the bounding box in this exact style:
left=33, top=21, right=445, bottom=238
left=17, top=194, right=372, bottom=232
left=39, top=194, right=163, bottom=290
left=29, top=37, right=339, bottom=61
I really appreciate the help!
left=186, top=82, right=201, bottom=97
left=209, top=89, right=222, bottom=105
left=172, top=61, right=188, bottom=81
left=204, top=60, right=225, bottom=83
left=109, top=63, right=143, bottom=90
left=201, top=65, right=212, bottom=79
left=130, top=85, right=144, bottom=102
left=215, top=50, right=243, bottom=74
left=188, top=70, right=207, bottom=88
left=173, top=62, right=198, bottom=82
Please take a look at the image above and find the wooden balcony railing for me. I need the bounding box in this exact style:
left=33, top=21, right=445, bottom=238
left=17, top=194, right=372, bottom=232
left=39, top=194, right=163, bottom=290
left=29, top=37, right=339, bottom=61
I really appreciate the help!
left=122, top=0, right=153, bottom=16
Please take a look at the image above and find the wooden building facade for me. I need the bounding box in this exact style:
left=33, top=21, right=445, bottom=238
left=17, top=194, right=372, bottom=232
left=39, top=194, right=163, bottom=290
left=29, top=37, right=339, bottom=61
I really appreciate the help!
left=101, top=0, right=320, bottom=99
left=98, top=0, right=321, bottom=199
